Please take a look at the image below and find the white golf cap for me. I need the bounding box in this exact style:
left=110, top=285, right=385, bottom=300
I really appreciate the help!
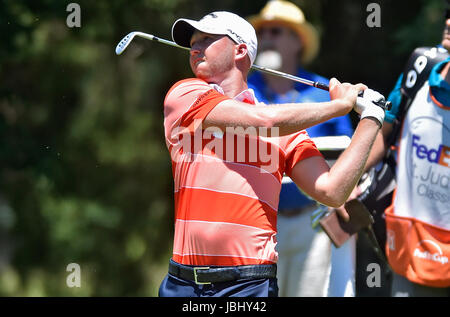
left=172, top=11, right=258, bottom=66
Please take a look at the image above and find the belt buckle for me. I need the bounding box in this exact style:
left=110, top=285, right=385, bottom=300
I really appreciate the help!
left=193, top=267, right=211, bottom=285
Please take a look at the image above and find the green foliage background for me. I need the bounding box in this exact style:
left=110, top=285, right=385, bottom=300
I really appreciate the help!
left=0, top=0, right=446, bottom=296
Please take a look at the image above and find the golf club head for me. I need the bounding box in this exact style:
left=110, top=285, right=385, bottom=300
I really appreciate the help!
left=115, top=32, right=136, bottom=55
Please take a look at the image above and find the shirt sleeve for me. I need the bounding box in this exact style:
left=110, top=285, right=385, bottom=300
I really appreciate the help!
left=384, top=74, right=403, bottom=124
left=281, top=131, right=323, bottom=177
left=164, top=78, right=230, bottom=144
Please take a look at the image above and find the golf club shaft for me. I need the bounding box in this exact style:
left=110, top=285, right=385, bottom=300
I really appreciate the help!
left=251, top=64, right=329, bottom=91
left=140, top=33, right=329, bottom=91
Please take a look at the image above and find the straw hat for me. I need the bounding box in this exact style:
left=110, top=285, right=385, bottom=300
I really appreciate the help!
left=248, top=0, right=320, bottom=64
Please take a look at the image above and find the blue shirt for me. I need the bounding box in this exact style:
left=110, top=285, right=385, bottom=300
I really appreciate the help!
left=385, top=57, right=450, bottom=123
left=248, top=68, right=354, bottom=211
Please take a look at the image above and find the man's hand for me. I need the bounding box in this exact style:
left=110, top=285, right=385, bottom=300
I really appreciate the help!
left=354, top=89, right=386, bottom=126
left=329, top=78, right=367, bottom=116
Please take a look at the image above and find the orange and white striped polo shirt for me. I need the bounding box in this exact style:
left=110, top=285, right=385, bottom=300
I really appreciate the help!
left=164, top=78, right=322, bottom=266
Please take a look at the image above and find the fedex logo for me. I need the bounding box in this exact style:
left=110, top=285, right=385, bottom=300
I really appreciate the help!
left=412, top=135, right=450, bottom=168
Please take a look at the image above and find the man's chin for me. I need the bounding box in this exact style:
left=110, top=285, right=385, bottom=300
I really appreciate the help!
left=195, top=74, right=216, bottom=84
left=194, top=68, right=216, bottom=82
left=194, top=71, right=208, bottom=81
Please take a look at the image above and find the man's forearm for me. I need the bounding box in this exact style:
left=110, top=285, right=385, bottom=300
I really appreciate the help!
left=203, top=99, right=351, bottom=136
left=362, top=122, right=393, bottom=173
left=322, top=118, right=381, bottom=206
left=263, top=99, right=351, bottom=135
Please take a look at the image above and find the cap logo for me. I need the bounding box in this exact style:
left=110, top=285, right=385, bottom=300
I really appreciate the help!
left=227, top=28, right=245, bottom=44
left=205, top=13, right=218, bottom=19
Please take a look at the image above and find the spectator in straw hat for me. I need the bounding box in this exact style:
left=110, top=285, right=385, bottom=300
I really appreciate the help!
left=248, top=0, right=355, bottom=297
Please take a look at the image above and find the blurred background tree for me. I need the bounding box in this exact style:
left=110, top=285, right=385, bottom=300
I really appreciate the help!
left=0, top=0, right=446, bottom=296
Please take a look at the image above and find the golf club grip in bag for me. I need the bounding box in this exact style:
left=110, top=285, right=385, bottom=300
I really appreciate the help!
left=355, top=46, right=449, bottom=255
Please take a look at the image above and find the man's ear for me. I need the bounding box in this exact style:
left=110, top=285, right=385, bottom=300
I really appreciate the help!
left=235, top=43, right=248, bottom=62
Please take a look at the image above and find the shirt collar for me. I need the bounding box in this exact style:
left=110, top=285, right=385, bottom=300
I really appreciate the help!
left=429, top=57, right=450, bottom=91
left=209, top=83, right=258, bottom=105
left=234, top=88, right=257, bottom=104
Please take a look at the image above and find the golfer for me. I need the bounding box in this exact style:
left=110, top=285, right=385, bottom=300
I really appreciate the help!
left=159, top=11, right=386, bottom=297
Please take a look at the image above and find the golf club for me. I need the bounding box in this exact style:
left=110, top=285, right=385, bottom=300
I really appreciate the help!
left=115, top=31, right=391, bottom=110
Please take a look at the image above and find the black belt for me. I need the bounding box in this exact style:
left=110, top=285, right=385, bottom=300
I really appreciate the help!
left=168, top=259, right=277, bottom=285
